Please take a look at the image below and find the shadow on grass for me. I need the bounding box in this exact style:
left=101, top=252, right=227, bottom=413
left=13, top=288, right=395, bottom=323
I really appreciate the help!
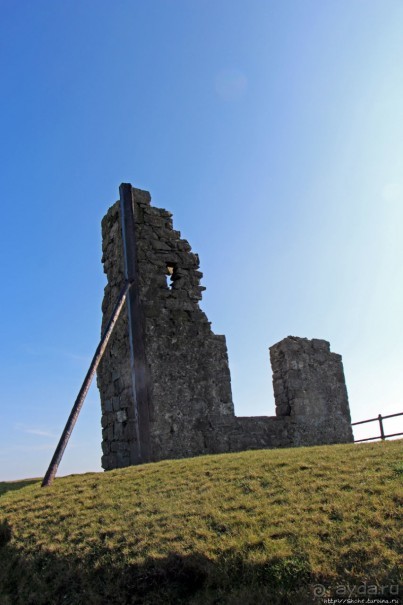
left=0, top=529, right=400, bottom=604
left=0, top=480, right=39, bottom=498
left=0, top=541, right=318, bottom=605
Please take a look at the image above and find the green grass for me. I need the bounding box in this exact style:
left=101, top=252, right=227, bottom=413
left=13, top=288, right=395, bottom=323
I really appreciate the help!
left=0, top=440, right=402, bottom=604
left=0, top=479, right=38, bottom=498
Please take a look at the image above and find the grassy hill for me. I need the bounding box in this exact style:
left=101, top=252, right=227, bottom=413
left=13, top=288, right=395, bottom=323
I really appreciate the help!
left=0, top=440, right=402, bottom=605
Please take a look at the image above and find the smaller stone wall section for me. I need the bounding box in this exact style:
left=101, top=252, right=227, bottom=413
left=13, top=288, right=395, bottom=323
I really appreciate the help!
left=270, top=336, right=353, bottom=445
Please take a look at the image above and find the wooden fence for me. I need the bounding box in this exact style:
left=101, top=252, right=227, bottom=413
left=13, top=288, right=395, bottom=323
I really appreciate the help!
left=352, top=412, right=403, bottom=443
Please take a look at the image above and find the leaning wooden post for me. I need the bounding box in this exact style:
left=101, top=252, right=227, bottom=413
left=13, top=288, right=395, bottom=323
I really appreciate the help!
left=378, top=414, right=385, bottom=440
left=41, top=281, right=132, bottom=487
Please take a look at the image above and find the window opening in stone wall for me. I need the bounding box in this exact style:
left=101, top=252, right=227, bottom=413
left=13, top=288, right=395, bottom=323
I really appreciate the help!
left=165, top=264, right=175, bottom=289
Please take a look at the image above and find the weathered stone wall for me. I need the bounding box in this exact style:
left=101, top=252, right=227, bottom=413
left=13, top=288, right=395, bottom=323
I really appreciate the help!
left=270, top=337, right=353, bottom=445
left=97, top=185, right=353, bottom=470
left=97, top=187, right=235, bottom=469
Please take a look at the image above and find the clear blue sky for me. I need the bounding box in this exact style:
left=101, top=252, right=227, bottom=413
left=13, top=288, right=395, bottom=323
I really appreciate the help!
left=1, top=1, right=402, bottom=481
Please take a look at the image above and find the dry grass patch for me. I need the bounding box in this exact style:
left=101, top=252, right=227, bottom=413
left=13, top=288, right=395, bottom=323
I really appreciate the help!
left=0, top=440, right=402, bottom=604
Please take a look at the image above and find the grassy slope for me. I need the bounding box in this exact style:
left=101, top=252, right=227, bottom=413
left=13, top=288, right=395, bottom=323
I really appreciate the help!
left=0, top=441, right=402, bottom=605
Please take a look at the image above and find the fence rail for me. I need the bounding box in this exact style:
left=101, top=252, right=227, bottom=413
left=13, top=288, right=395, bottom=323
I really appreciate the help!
left=351, top=412, right=403, bottom=443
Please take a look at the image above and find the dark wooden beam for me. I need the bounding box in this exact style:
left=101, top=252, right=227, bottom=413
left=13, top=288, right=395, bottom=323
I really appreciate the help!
left=42, top=280, right=132, bottom=487
left=119, top=183, right=152, bottom=464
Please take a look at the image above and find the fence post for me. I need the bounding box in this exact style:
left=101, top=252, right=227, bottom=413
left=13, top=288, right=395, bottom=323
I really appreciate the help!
left=378, top=414, right=385, bottom=440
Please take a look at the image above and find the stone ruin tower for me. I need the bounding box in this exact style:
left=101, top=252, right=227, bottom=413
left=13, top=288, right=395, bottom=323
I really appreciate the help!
left=97, top=184, right=353, bottom=470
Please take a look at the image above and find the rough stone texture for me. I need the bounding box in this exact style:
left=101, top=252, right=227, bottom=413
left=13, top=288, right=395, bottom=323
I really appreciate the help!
left=97, top=185, right=353, bottom=470
left=270, top=336, right=353, bottom=446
